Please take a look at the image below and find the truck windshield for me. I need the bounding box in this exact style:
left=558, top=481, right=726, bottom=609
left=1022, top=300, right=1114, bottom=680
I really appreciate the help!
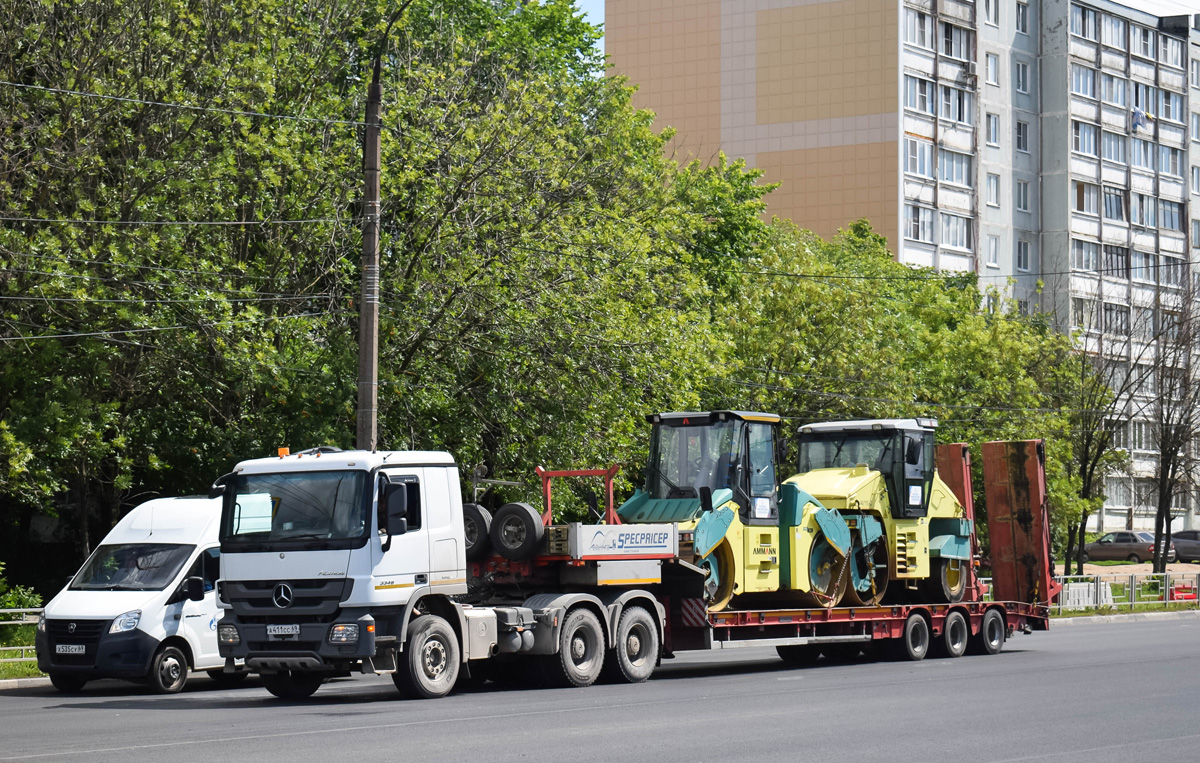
left=70, top=543, right=196, bottom=591
left=223, top=470, right=368, bottom=546
left=797, top=432, right=896, bottom=473
left=646, top=420, right=744, bottom=499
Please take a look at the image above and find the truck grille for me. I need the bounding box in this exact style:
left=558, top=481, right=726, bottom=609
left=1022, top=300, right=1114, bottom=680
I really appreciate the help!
left=226, top=578, right=352, bottom=617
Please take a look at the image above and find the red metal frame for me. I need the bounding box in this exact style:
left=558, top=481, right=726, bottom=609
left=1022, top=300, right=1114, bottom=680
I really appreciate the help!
left=535, top=464, right=622, bottom=526
left=934, top=443, right=988, bottom=603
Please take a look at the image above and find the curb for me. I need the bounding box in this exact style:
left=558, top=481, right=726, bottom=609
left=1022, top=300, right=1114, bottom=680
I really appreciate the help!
left=1050, top=609, right=1200, bottom=627
left=0, top=676, right=50, bottom=691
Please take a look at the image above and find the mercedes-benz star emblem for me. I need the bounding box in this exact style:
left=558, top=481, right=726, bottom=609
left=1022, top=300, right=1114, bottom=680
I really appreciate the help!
left=68, top=622, right=76, bottom=634
left=272, top=582, right=294, bottom=609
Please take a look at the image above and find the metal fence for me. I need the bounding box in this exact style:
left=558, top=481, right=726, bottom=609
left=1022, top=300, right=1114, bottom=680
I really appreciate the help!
left=980, top=573, right=1200, bottom=614
left=0, top=608, right=42, bottom=664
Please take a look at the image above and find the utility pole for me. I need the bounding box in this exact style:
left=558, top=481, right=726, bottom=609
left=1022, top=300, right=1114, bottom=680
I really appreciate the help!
left=356, top=60, right=382, bottom=451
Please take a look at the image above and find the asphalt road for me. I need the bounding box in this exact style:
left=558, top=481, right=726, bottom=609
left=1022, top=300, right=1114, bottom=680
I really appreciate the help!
left=2, top=616, right=1198, bottom=763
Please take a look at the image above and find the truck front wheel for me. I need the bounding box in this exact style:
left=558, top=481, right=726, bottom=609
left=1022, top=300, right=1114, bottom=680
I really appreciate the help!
left=262, top=671, right=323, bottom=700
left=393, top=614, right=460, bottom=699
left=602, top=606, right=658, bottom=683
left=148, top=645, right=189, bottom=694
left=541, top=608, right=604, bottom=688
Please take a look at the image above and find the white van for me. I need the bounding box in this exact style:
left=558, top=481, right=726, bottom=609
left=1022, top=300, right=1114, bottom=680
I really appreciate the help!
left=35, top=497, right=245, bottom=693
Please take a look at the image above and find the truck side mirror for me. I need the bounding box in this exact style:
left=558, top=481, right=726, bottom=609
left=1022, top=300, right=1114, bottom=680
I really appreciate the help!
left=209, top=472, right=234, bottom=499
left=905, top=438, right=922, bottom=466
left=775, top=436, right=789, bottom=467
left=699, top=486, right=714, bottom=514
left=183, top=576, right=205, bottom=602
left=385, top=483, right=408, bottom=536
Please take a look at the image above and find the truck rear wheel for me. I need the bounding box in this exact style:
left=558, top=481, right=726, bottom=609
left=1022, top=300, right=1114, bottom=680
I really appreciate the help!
left=602, top=606, right=658, bottom=683
left=940, top=611, right=968, bottom=658
left=891, top=613, right=929, bottom=661
left=541, top=608, right=604, bottom=688
left=393, top=614, right=460, bottom=699
left=463, top=503, right=492, bottom=561
left=489, top=502, right=544, bottom=561
left=262, top=671, right=323, bottom=700
left=969, top=608, right=1005, bottom=656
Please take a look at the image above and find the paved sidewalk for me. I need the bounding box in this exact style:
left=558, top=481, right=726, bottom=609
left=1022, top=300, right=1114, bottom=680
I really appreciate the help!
left=1050, top=608, right=1200, bottom=627
left=0, top=675, right=50, bottom=691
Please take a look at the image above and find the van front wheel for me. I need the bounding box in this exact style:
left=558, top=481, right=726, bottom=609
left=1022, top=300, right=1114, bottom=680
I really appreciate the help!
left=148, top=645, right=189, bottom=694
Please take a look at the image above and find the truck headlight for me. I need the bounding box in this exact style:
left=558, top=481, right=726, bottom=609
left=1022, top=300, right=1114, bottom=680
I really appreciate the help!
left=218, top=624, right=240, bottom=645
left=109, top=610, right=141, bottom=634
left=328, top=624, right=359, bottom=644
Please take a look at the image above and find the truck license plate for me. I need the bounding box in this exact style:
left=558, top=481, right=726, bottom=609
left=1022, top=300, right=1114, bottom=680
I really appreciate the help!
left=55, top=644, right=85, bottom=654
left=266, top=624, right=300, bottom=638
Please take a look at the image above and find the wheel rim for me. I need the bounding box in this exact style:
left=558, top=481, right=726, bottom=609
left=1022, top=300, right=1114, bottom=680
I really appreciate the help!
left=160, top=654, right=184, bottom=688
left=909, top=621, right=927, bottom=656
left=422, top=637, right=448, bottom=680
left=986, top=616, right=1002, bottom=647
left=569, top=623, right=599, bottom=672
left=945, top=559, right=963, bottom=592
left=500, top=516, right=527, bottom=548
left=948, top=616, right=967, bottom=652
left=624, top=622, right=650, bottom=667
left=464, top=517, right=478, bottom=547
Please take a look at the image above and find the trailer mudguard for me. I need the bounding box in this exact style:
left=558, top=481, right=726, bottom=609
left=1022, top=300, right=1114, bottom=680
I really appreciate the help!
left=594, top=589, right=666, bottom=646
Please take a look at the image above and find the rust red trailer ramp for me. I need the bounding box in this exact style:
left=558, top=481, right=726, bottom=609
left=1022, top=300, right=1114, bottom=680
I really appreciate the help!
left=982, top=439, right=1062, bottom=616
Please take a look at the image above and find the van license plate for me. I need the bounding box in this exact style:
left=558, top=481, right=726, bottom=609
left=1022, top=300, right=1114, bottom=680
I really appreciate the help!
left=56, top=644, right=85, bottom=654
left=267, top=624, right=300, bottom=638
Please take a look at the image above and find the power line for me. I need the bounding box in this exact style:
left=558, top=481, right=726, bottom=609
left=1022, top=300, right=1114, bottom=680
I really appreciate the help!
left=0, top=215, right=344, bottom=227
left=0, top=80, right=365, bottom=127
left=0, top=310, right=340, bottom=343
left=0, top=294, right=329, bottom=305
left=0, top=267, right=339, bottom=299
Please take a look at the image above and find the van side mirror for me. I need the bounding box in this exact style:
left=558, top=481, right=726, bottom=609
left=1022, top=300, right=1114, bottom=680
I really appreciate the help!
left=183, top=576, right=205, bottom=602
left=385, top=482, right=408, bottom=536
left=209, top=473, right=234, bottom=499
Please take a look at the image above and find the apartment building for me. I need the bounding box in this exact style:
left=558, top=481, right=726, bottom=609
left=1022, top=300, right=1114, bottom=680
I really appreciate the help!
left=606, top=0, right=1200, bottom=531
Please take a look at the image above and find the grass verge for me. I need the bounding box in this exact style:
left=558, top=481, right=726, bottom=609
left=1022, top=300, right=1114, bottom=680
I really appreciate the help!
left=0, top=661, right=45, bottom=680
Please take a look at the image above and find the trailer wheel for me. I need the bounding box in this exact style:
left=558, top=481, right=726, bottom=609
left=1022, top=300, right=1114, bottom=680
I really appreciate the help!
left=262, top=671, right=323, bottom=700
left=463, top=503, right=492, bottom=561
left=48, top=674, right=88, bottom=693
left=393, top=614, right=460, bottom=699
left=489, top=502, right=544, bottom=561
left=541, top=607, right=604, bottom=688
left=940, top=611, right=968, bottom=658
left=148, top=644, right=189, bottom=694
left=602, top=606, right=658, bottom=684
left=922, top=558, right=966, bottom=603
left=891, top=613, right=930, bottom=661
left=775, top=645, right=820, bottom=666
left=969, top=609, right=1005, bottom=656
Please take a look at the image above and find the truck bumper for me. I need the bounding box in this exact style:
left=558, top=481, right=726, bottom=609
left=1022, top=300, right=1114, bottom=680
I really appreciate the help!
left=36, top=627, right=159, bottom=680
left=218, top=613, right=375, bottom=672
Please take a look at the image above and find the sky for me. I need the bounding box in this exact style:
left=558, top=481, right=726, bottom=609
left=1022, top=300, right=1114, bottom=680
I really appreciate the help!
left=575, top=0, right=605, bottom=56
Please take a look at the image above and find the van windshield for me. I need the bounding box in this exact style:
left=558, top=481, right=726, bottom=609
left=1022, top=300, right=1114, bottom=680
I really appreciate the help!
left=70, top=544, right=196, bottom=591
left=222, top=470, right=368, bottom=548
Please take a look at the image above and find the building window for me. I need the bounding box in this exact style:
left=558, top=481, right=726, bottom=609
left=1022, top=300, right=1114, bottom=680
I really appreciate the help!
left=1161, top=255, right=1184, bottom=287
left=939, top=150, right=972, bottom=187
left=906, top=204, right=934, bottom=242
left=904, top=9, right=933, bottom=50
left=1016, top=180, right=1030, bottom=212
left=986, top=53, right=999, bottom=85
left=1104, top=303, right=1131, bottom=336
left=1132, top=250, right=1157, bottom=282
left=941, top=22, right=974, bottom=62
left=1072, top=297, right=1098, bottom=331
left=1102, top=131, right=1126, bottom=163
left=1160, top=145, right=1183, bottom=176
left=1101, top=15, right=1126, bottom=48
left=1160, top=200, right=1184, bottom=231
left=1101, top=74, right=1126, bottom=106
left=1133, top=83, right=1158, bottom=117
left=984, top=0, right=998, bottom=26
left=1194, top=220, right=1200, bottom=248
left=1161, top=37, right=1184, bottom=69
left=940, top=85, right=974, bottom=125
left=1132, top=139, right=1155, bottom=170
left=1133, top=307, right=1155, bottom=340
left=905, top=76, right=935, bottom=115
left=986, top=113, right=1000, bottom=145
left=1192, top=113, right=1200, bottom=142
left=1132, top=193, right=1157, bottom=227
left=1103, top=188, right=1126, bottom=222
left=1016, top=121, right=1029, bottom=152
left=1161, top=91, right=1184, bottom=123
left=1133, top=27, right=1156, bottom=59
left=1134, top=364, right=1157, bottom=396
left=940, top=214, right=972, bottom=251
left=1016, top=61, right=1031, bottom=94
left=987, top=174, right=1000, bottom=206
left=1192, top=60, right=1200, bottom=88
left=904, top=138, right=934, bottom=177
left=1073, top=121, right=1098, bottom=155
left=1131, top=420, right=1155, bottom=451
left=1016, top=240, right=1031, bottom=272
left=1070, top=65, right=1094, bottom=98
left=1103, top=245, right=1130, bottom=278
left=1071, top=5, right=1098, bottom=41
left=1016, top=2, right=1029, bottom=35
left=1073, top=181, right=1099, bottom=214
left=987, top=235, right=999, bottom=266
left=1073, top=239, right=1100, bottom=271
